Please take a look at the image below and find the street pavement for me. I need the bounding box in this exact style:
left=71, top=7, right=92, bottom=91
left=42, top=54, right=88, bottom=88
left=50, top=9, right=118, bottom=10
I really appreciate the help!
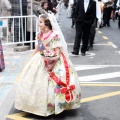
left=0, top=6, right=120, bottom=120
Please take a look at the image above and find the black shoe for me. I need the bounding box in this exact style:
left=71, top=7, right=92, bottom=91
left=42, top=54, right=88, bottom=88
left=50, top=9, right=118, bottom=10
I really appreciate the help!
left=81, top=52, right=85, bottom=56
left=71, top=51, right=79, bottom=55
left=107, top=24, right=111, bottom=27
left=71, top=25, right=73, bottom=28
left=86, top=46, right=89, bottom=51
left=89, top=46, right=93, bottom=50
left=103, top=24, right=106, bottom=27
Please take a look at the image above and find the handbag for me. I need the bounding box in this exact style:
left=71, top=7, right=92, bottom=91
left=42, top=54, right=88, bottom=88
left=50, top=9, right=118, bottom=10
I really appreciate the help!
left=0, top=40, right=5, bottom=71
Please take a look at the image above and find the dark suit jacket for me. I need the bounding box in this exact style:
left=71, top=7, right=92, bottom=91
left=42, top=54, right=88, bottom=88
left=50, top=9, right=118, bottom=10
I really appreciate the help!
left=74, top=0, right=96, bottom=25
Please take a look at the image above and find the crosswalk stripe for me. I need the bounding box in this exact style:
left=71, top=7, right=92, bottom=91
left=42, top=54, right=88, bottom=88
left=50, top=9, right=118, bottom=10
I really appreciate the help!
left=80, top=83, right=120, bottom=86
left=108, top=42, right=118, bottom=48
left=75, top=66, right=107, bottom=71
left=67, top=43, right=110, bottom=46
left=80, top=82, right=120, bottom=84
left=79, top=72, right=120, bottom=82
left=74, top=65, right=120, bottom=71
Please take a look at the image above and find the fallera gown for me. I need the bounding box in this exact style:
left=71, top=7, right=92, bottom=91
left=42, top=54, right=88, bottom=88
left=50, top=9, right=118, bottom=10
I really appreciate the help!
left=14, top=31, right=81, bottom=116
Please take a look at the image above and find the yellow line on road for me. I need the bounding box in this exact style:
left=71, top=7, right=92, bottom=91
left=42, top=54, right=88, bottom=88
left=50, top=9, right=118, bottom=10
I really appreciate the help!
left=81, top=91, right=120, bottom=103
left=102, top=36, right=108, bottom=40
left=97, top=31, right=102, bottom=34
left=6, top=91, right=120, bottom=119
left=6, top=112, right=29, bottom=120
left=80, top=84, right=120, bottom=86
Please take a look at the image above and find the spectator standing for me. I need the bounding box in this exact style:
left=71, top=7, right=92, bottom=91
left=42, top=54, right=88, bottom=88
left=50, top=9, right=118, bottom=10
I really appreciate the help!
left=26, top=0, right=45, bottom=49
left=1, top=0, right=11, bottom=36
left=87, top=0, right=102, bottom=50
left=103, top=0, right=113, bottom=27
left=117, top=0, right=120, bottom=28
left=9, top=0, right=21, bottom=42
left=0, top=40, right=5, bottom=71
left=71, top=0, right=96, bottom=56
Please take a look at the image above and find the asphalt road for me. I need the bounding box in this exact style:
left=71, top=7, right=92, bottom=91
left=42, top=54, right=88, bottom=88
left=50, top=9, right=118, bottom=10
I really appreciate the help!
left=0, top=6, right=120, bottom=120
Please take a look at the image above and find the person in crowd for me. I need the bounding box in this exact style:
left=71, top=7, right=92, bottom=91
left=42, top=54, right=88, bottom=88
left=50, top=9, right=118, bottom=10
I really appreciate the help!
left=41, top=1, right=49, bottom=12
left=103, top=0, right=113, bottom=27
left=98, top=0, right=104, bottom=28
left=0, top=40, right=5, bottom=71
left=117, top=0, right=120, bottom=28
left=67, top=0, right=73, bottom=17
left=87, top=0, right=101, bottom=50
left=47, top=0, right=57, bottom=14
left=14, top=13, right=81, bottom=116
left=71, top=0, right=96, bottom=56
left=1, top=0, right=11, bottom=36
left=9, top=0, right=21, bottom=42
left=71, top=0, right=77, bottom=28
left=111, top=0, right=117, bottom=21
left=41, top=1, right=57, bottom=17
left=64, top=0, right=69, bottom=8
left=26, top=0, right=45, bottom=49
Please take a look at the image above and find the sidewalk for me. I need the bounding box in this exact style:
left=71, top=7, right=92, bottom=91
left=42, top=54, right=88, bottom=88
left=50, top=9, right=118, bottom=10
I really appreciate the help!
left=0, top=44, right=32, bottom=106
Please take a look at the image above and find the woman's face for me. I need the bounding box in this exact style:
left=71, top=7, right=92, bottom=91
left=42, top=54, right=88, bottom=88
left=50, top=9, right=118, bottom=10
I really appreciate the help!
left=39, top=18, right=46, bottom=31
left=43, top=3, right=48, bottom=10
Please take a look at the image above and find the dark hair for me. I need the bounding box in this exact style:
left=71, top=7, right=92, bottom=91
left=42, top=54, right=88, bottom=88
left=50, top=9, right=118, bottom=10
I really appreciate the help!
left=41, top=2, right=48, bottom=8
left=40, top=14, right=52, bottom=30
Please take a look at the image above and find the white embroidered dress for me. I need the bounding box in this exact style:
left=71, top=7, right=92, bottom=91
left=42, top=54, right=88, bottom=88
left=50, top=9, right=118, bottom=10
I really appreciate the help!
left=14, top=31, right=81, bottom=116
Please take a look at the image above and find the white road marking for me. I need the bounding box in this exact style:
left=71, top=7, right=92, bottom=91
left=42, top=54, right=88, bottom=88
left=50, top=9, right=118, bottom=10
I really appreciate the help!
left=97, top=31, right=102, bottom=34
left=74, top=65, right=120, bottom=71
left=117, top=51, right=120, bottom=54
left=74, top=65, right=120, bottom=67
left=108, top=42, right=118, bottom=48
left=74, top=65, right=109, bottom=71
left=79, top=72, right=120, bottom=82
left=80, top=82, right=120, bottom=84
left=67, top=43, right=111, bottom=46
left=69, top=52, right=96, bottom=57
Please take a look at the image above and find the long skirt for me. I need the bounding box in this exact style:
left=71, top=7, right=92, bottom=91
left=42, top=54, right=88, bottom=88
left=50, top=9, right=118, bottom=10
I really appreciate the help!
left=14, top=52, right=81, bottom=116
left=0, top=40, right=5, bottom=71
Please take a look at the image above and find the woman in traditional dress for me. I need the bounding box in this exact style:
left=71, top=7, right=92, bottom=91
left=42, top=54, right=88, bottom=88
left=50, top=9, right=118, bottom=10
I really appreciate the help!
left=14, top=13, right=81, bottom=116
left=0, top=40, right=5, bottom=71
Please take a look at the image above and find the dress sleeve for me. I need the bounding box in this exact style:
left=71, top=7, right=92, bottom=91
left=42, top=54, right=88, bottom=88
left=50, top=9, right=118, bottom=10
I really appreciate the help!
left=51, top=35, right=62, bottom=49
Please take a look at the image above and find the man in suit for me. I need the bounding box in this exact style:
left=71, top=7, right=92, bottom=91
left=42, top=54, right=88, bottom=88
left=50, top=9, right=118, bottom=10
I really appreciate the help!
left=71, top=0, right=96, bottom=56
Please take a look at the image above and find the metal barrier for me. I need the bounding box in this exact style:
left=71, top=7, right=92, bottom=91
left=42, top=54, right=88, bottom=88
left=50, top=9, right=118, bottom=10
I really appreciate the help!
left=0, top=15, right=38, bottom=49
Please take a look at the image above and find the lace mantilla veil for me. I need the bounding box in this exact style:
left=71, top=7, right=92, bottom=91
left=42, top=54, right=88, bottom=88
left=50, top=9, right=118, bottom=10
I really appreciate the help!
left=38, top=13, right=69, bottom=57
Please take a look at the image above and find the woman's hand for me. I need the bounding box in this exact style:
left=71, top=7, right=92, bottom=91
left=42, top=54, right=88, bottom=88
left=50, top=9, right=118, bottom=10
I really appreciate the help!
left=44, top=55, right=60, bottom=71
left=47, top=61, right=56, bottom=71
left=44, top=56, right=60, bottom=64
